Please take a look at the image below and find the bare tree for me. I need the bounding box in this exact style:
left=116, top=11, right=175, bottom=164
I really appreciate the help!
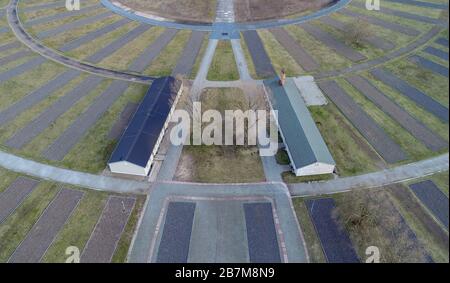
left=343, top=18, right=373, bottom=47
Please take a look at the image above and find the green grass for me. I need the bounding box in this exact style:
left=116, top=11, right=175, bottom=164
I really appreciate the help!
left=207, top=40, right=239, bottom=81
left=0, top=73, right=87, bottom=146
left=388, top=185, right=449, bottom=262
left=384, top=57, right=449, bottom=107
left=285, top=25, right=351, bottom=72
left=328, top=12, right=412, bottom=48
left=431, top=171, right=449, bottom=196
left=347, top=4, right=434, bottom=33
left=42, top=190, right=109, bottom=263
left=112, top=195, right=146, bottom=263
left=99, top=26, right=166, bottom=71
left=65, top=21, right=140, bottom=61
left=0, top=168, right=20, bottom=194
left=364, top=71, right=449, bottom=142
left=0, top=60, right=66, bottom=113
left=283, top=172, right=334, bottom=183
left=22, top=79, right=112, bottom=155
left=335, top=188, right=431, bottom=262
left=0, top=0, right=9, bottom=8
left=43, top=15, right=123, bottom=50
left=144, top=30, right=191, bottom=76
left=258, top=29, right=303, bottom=76
left=188, top=35, right=209, bottom=79
left=337, top=78, right=435, bottom=164
left=0, top=182, right=59, bottom=261
left=62, top=83, right=147, bottom=173
left=309, top=104, right=381, bottom=176
left=239, top=35, right=260, bottom=79
left=291, top=198, right=326, bottom=263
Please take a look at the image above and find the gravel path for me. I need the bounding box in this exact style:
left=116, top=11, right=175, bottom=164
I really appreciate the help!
left=108, top=102, right=138, bottom=140
left=244, top=202, right=282, bottom=263
left=424, top=46, right=449, bottom=61
left=37, top=11, right=113, bottom=39
left=25, top=3, right=102, bottom=26
left=338, top=8, right=420, bottom=36
left=156, top=202, right=196, bottom=263
left=59, top=18, right=131, bottom=52
left=128, top=29, right=178, bottom=73
left=86, top=23, right=150, bottom=64
left=318, top=80, right=407, bottom=163
left=0, top=69, right=80, bottom=126
left=0, top=177, right=39, bottom=224
left=410, top=180, right=449, bottom=230
left=0, top=50, right=32, bottom=66
left=242, top=30, right=276, bottom=77
left=346, top=75, right=447, bottom=151
left=270, top=27, right=319, bottom=72
left=42, top=80, right=129, bottom=161
left=301, top=23, right=367, bottom=62
left=319, top=16, right=395, bottom=51
left=81, top=196, right=135, bottom=263
left=409, top=55, right=449, bottom=77
left=370, top=68, right=449, bottom=123
left=172, top=31, right=207, bottom=77
left=0, top=56, right=46, bottom=83
left=5, top=75, right=104, bottom=149
left=8, top=188, right=84, bottom=263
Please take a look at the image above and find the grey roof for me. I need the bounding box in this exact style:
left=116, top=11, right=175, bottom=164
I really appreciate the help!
left=264, top=78, right=335, bottom=169
left=109, top=76, right=181, bottom=167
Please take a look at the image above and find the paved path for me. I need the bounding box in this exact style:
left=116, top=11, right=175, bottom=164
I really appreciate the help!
left=290, top=154, right=449, bottom=197
left=6, top=0, right=154, bottom=84
left=0, top=150, right=150, bottom=194
left=231, top=39, right=251, bottom=80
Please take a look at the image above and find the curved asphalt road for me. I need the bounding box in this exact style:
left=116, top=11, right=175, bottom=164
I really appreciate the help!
left=7, top=0, right=154, bottom=84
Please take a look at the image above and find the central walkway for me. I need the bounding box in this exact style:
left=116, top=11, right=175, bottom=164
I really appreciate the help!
left=216, top=0, right=235, bottom=23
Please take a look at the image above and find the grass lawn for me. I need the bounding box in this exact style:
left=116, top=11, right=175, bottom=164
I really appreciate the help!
left=337, top=78, right=434, bottom=163
left=144, top=30, right=191, bottom=76
left=309, top=104, right=382, bottom=176
left=43, top=15, right=123, bottom=50
left=285, top=25, right=351, bottom=72
left=0, top=169, right=144, bottom=263
left=65, top=21, right=140, bottom=61
left=175, top=88, right=266, bottom=183
left=384, top=58, right=449, bottom=107
left=334, top=188, right=431, bottom=262
left=239, top=35, right=260, bottom=79
left=431, top=171, right=449, bottom=196
left=0, top=60, right=66, bottom=113
left=99, top=26, right=166, bottom=71
left=328, top=12, right=412, bottom=48
left=364, top=71, right=449, bottom=142
left=258, top=29, right=303, bottom=76
left=291, top=198, right=326, bottom=263
left=207, top=40, right=239, bottom=81
left=62, top=83, right=147, bottom=173
left=189, top=35, right=209, bottom=79
left=388, top=184, right=449, bottom=262
left=283, top=172, right=334, bottom=183
left=41, top=190, right=109, bottom=263
left=0, top=181, right=59, bottom=261
left=21, top=79, right=112, bottom=155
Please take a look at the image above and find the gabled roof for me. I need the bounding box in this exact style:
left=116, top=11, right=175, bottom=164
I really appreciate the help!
left=264, top=78, right=335, bottom=169
left=109, top=76, right=181, bottom=167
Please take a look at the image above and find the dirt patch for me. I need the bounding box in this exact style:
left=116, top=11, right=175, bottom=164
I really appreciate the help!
left=234, top=0, right=336, bottom=22
left=115, top=0, right=336, bottom=23
left=116, top=0, right=217, bottom=23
